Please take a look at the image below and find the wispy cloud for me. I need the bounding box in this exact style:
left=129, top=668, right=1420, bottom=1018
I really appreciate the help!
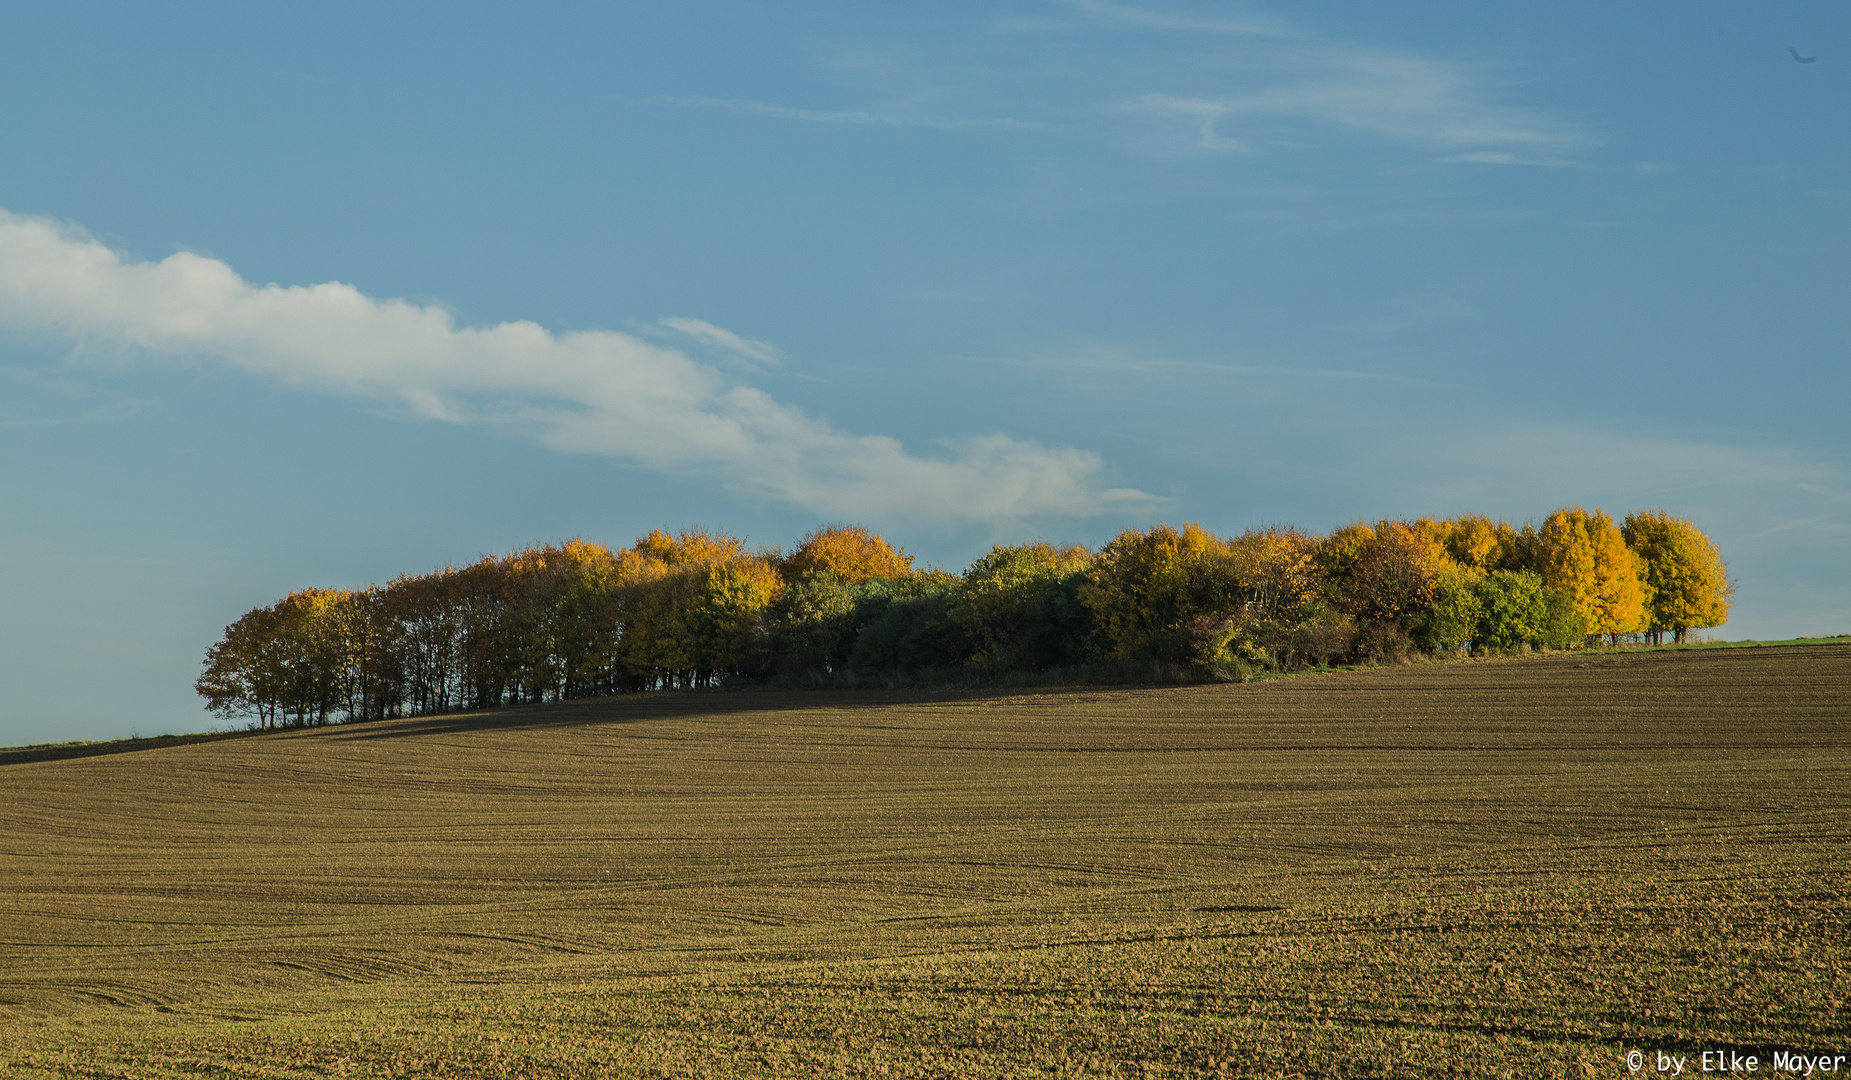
left=1127, top=46, right=1583, bottom=159
left=658, top=316, right=782, bottom=370
left=1051, top=0, right=1286, bottom=36
left=635, top=7, right=1582, bottom=168
left=1444, top=151, right=1577, bottom=167
left=0, top=211, right=1153, bottom=524
left=981, top=349, right=1438, bottom=386
left=637, top=95, right=1043, bottom=133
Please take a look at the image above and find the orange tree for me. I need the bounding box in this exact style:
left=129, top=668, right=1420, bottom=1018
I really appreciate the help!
left=780, top=524, right=913, bottom=584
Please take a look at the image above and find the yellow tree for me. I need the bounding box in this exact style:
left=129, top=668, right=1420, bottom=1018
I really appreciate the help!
left=547, top=539, right=625, bottom=697
left=685, top=557, right=783, bottom=675
left=1224, top=526, right=1321, bottom=622
left=633, top=526, right=747, bottom=567
left=1314, top=521, right=1376, bottom=599
left=609, top=545, right=673, bottom=688
left=1538, top=506, right=1645, bottom=642
left=1622, top=510, right=1733, bottom=644
left=780, top=524, right=913, bottom=583
left=617, top=528, right=781, bottom=688
left=1440, top=513, right=1518, bottom=573
left=1079, top=523, right=1234, bottom=662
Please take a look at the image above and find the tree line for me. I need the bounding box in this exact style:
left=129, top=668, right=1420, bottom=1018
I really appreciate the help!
left=196, top=508, right=1732, bottom=728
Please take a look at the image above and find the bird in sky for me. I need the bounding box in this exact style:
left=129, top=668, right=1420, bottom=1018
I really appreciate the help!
left=1789, top=46, right=1817, bottom=63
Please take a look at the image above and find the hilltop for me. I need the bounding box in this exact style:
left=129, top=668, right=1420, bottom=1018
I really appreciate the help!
left=3, top=644, right=1846, bottom=1076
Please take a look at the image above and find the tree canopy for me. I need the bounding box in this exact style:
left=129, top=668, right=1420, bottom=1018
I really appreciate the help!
left=1622, top=509, right=1734, bottom=643
left=198, top=508, right=1733, bottom=727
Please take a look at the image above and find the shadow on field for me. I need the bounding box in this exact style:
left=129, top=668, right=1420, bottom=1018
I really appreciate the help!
left=1, top=682, right=1178, bottom=762
left=0, top=729, right=261, bottom=767
left=319, top=685, right=1084, bottom=743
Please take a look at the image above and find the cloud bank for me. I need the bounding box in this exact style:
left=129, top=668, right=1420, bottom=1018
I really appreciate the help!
left=0, top=211, right=1152, bottom=524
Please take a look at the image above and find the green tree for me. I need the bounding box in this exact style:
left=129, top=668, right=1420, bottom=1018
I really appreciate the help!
left=1417, top=563, right=1486, bottom=654
left=949, top=542, right=1093, bottom=671
left=1470, top=570, right=1586, bottom=651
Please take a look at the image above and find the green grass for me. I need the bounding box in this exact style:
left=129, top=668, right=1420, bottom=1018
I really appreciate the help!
left=1677, top=633, right=1851, bottom=648
left=2, top=644, right=1846, bottom=1077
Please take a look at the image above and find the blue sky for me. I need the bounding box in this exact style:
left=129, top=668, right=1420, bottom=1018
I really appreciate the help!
left=1, top=1, right=1845, bottom=744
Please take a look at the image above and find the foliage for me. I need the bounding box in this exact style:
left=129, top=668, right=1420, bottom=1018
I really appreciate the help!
left=1224, top=526, right=1321, bottom=623
left=617, top=528, right=780, bottom=689
left=1538, top=506, right=1646, bottom=640
left=1079, top=523, right=1243, bottom=663
left=1254, top=604, right=1357, bottom=670
left=1623, top=509, right=1733, bottom=643
left=195, top=506, right=1732, bottom=726
left=949, top=542, right=1094, bottom=671
left=843, top=570, right=966, bottom=672
left=780, top=524, right=913, bottom=584
left=1333, top=520, right=1445, bottom=633
left=1470, top=569, right=1583, bottom=650
left=1416, top=562, right=1486, bottom=654
left=1437, top=512, right=1518, bottom=573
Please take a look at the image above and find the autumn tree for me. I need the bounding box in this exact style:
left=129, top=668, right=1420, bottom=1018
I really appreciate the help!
left=780, top=524, right=914, bottom=584
left=1313, top=521, right=1376, bottom=604
left=199, top=506, right=1735, bottom=719
left=451, top=556, right=514, bottom=708
left=1080, top=523, right=1243, bottom=664
left=1537, top=506, right=1645, bottom=642
left=1335, top=521, right=1445, bottom=628
left=949, top=541, right=1094, bottom=671
left=327, top=586, right=400, bottom=723
left=1438, top=514, right=1518, bottom=573
left=1622, top=510, right=1732, bottom=643
left=196, top=602, right=294, bottom=729
left=617, top=528, right=781, bottom=688
left=1224, top=527, right=1321, bottom=623
left=384, top=568, right=465, bottom=715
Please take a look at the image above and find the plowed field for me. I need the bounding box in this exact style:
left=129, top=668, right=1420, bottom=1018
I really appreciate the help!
left=3, top=644, right=1847, bottom=1077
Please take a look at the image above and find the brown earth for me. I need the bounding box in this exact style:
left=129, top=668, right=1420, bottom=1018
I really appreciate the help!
left=1, top=644, right=1846, bottom=1077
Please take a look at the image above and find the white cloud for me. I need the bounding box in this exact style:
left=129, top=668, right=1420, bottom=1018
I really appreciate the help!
left=0, top=210, right=1153, bottom=525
